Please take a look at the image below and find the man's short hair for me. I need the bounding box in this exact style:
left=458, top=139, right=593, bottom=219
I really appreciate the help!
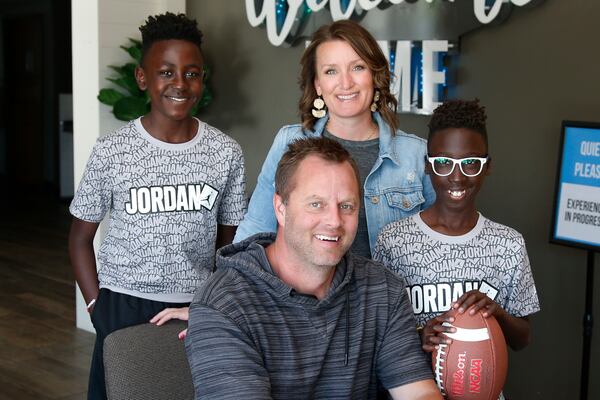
left=275, top=137, right=361, bottom=202
left=139, top=12, right=203, bottom=64
left=427, top=99, right=488, bottom=151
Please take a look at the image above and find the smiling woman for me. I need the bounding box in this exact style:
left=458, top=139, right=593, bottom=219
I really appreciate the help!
left=234, top=19, right=434, bottom=259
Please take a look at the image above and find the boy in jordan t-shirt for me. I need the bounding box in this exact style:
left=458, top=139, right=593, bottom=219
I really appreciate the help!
left=69, top=13, right=246, bottom=400
left=373, top=99, right=539, bottom=370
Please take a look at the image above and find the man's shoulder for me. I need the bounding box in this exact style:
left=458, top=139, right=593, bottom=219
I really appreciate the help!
left=192, top=260, right=271, bottom=319
left=191, top=260, right=293, bottom=342
left=194, top=267, right=248, bottom=306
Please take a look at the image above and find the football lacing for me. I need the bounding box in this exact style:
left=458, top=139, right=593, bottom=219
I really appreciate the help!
left=434, top=343, right=448, bottom=396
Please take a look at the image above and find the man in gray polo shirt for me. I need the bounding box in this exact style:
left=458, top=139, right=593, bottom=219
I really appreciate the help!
left=185, top=137, right=442, bottom=400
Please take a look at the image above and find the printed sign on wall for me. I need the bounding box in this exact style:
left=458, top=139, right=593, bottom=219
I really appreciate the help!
left=551, top=121, right=600, bottom=251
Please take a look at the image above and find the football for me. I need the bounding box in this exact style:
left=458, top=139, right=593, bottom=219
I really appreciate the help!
left=432, top=308, right=508, bottom=400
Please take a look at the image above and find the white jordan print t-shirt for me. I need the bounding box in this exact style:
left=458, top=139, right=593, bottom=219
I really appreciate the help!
left=70, top=118, right=246, bottom=302
left=373, top=213, right=540, bottom=327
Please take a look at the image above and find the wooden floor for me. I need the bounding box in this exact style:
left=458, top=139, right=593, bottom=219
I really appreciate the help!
left=0, top=196, right=94, bottom=400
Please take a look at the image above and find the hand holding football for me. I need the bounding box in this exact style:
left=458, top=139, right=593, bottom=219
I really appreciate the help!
left=432, top=308, right=508, bottom=400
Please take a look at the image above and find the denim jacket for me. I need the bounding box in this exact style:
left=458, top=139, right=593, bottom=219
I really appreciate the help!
left=234, top=112, right=435, bottom=252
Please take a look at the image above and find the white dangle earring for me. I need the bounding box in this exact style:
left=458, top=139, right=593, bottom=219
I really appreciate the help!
left=370, top=90, right=381, bottom=112
left=312, top=95, right=326, bottom=118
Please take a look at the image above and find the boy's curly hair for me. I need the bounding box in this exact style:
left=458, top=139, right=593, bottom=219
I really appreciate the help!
left=427, top=99, right=488, bottom=149
left=139, top=12, right=203, bottom=63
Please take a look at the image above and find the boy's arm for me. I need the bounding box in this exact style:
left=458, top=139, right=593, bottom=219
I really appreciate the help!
left=68, top=217, right=100, bottom=312
left=497, top=313, right=530, bottom=351
left=453, top=290, right=531, bottom=351
left=216, top=224, right=237, bottom=249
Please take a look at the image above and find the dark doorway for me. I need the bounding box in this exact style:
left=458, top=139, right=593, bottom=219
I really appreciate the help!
left=0, top=0, right=72, bottom=202
left=3, top=14, right=45, bottom=187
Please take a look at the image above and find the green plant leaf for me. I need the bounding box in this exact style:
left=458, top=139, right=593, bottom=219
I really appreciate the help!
left=108, top=63, right=137, bottom=79
left=128, top=38, right=142, bottom=47
left=113, top=96, right=149, bottom=121
left=190, top=102, right=200, bottom=117
left=107, top=76, right=141, bottom=97
left=120, top=44, right=142, bottom=64
left=197, top=86, right=213, bottom=110
left=97, top=88, right=124, bottom=106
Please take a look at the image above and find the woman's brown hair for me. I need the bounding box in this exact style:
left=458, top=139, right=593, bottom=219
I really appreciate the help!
left=298, top=20, right=398, bottom=132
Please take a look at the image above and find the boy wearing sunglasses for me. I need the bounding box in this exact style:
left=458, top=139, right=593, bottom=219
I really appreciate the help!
left=373, top=99, right=539, bottom=356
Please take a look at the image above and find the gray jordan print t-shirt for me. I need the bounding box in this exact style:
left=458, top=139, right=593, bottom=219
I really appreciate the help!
left=373, top=213, right=540, bottom=327
left=70, top=118, right=246, bottom=303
